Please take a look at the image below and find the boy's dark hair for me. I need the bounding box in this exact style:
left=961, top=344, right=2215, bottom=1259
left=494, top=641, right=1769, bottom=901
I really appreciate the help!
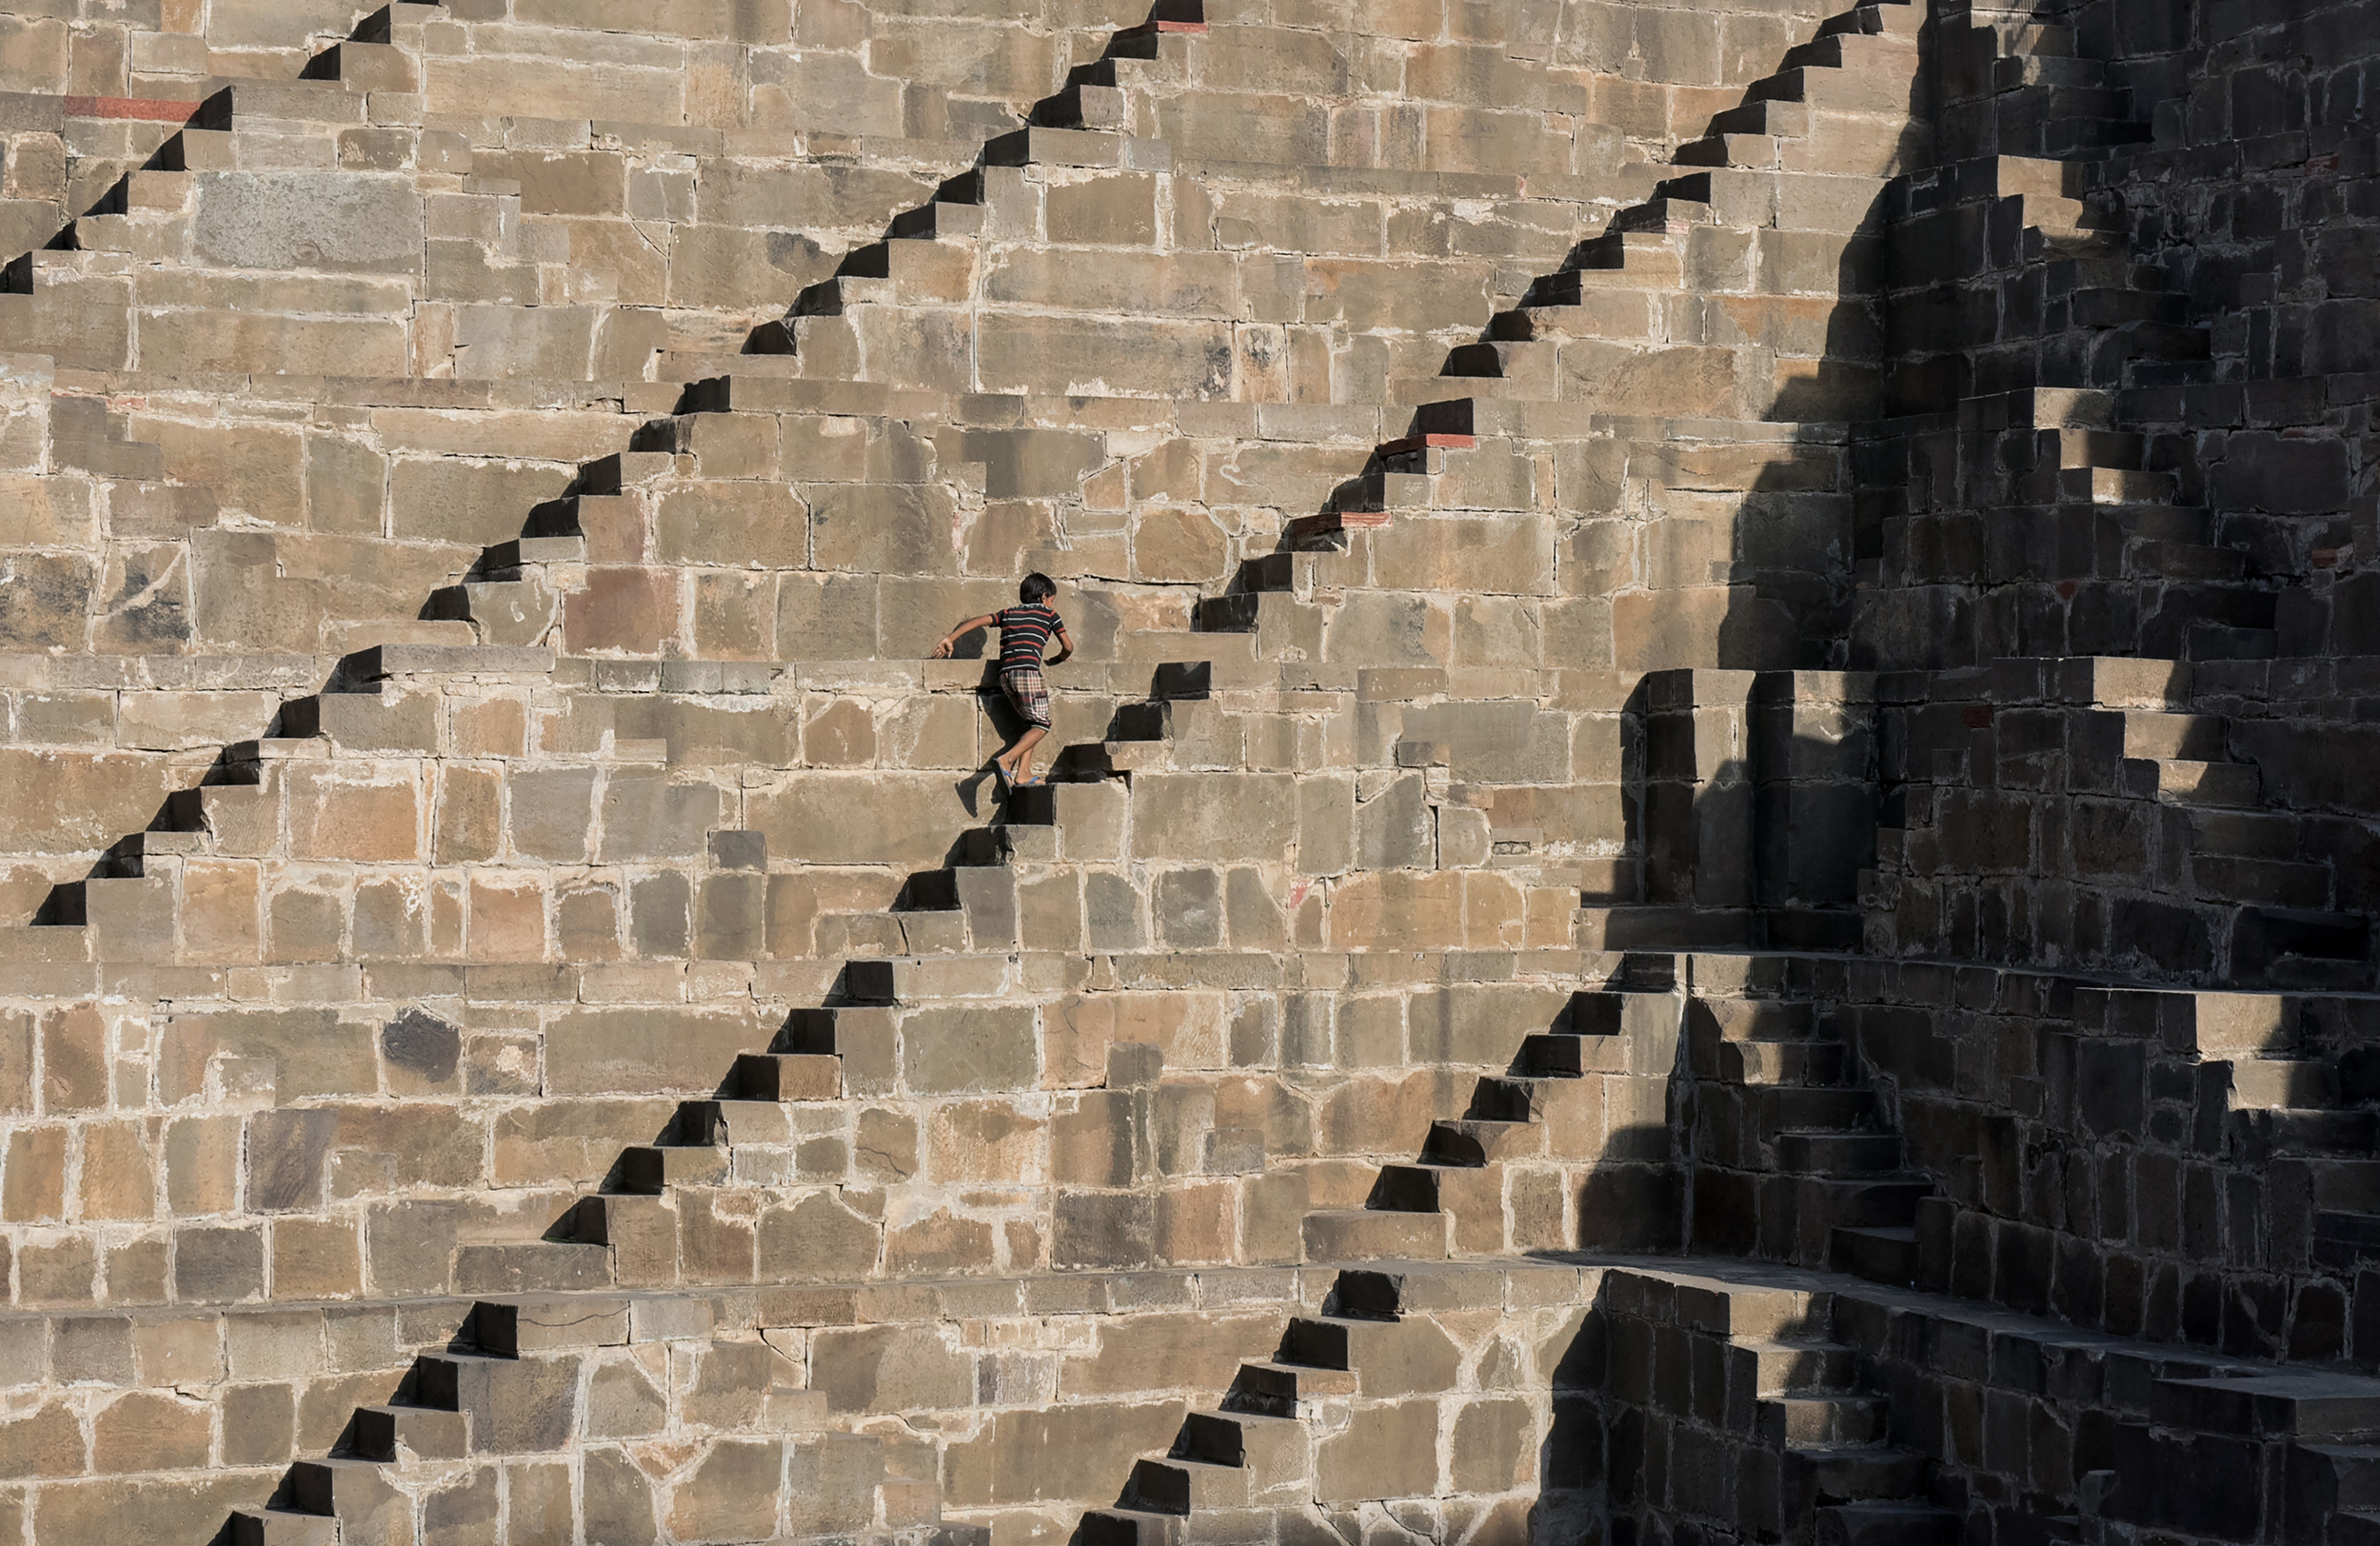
left=1020, top=572, right=1057, bottom=604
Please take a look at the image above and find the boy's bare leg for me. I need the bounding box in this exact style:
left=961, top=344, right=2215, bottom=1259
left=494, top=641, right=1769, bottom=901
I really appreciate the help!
left=1006, top=725, right=1048, bottom=783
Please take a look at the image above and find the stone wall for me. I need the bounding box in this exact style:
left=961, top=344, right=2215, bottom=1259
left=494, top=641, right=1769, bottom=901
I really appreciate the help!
left=3, top=0, right=2380, bottom=1543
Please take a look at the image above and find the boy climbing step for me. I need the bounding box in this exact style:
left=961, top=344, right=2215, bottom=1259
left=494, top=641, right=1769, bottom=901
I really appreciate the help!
left=932, top=572, right=1074, bottom=790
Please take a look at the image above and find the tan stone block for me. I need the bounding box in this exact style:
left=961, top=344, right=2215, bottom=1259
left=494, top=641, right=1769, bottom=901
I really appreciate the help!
left=436, top=765, right=503, bottom=863
left=1131, top=773, right=1296, bottom=861
left=165, top=1114, right=241, bottom=1212
left=1329, top=869, right=1464, bottom=950
left=1018, top=871, right=1083, bottom=953
left=181, top=861, right=262, bottom=961
left=1130, top=505, right=1230, bottom=584
left=17, top=1236, right=95, bottom=1305
left=0, top=1401, right=85, bottom=1480
left=450, top=699, right=527, bottom=758
left=79, top=1118, right=155, bottom=1220
left=267, top=882, right=347, bottom=963
left=467, top=874, right=547, bottom=961
left=35, top=1001, right=106, bottom=1111
left=1156, top=1179, right=1235, bottom=1264
left=942, top=1399, right=1183, bottom=1508
left=776, top=572, right=878, bottom=659
left=91, top=1390, right=210, bottom=1474
left=508, top=766, right=598, bottom=862
left=1317, top=1397, right=1441, bottom=1501
left=658, top=481, right=806, bottom=567
left=557, top=883, right=623, bottom=962
left=0, top=1009, right=28, bottom=1115
left=133, top=1315, right=222, bottom=1387
left=809, top=481, right=961, bottom=577
left=288, top=767, right=421, bottom=862
left=693, top=570, right=777, bottom=659
left=883, top=1206, right=996, bottom=1275
left=750, top=773, right=968, bottom=866
left=3, top=1125, right=65, bottom=1221
left=565, top=566, right=681, bottom=656
left=756, top=1191, right=883, bottom=1284
left=491, top=1099, right=678, bottom=1187
left=545, top=1007, right=767, bottom=1098
left=803, top=699, right=875, bottom=765
left=925, top=1100, right=1043, bottom=1184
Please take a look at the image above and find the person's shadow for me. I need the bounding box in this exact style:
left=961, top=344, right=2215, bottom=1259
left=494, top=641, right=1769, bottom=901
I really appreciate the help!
left=940, top=625, right=1016, bottom=818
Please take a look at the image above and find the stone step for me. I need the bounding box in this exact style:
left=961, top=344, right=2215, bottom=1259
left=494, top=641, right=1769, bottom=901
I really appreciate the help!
left=2235, top=1107, right=2380, bottom=1155
left=1422, top=1118, right=1544, bottom=1164
left=2062, top=465, right=2175, bottom=504
left=817, top=906, right=970, bottom=957
left=1226, top=1358, right=1361, bottom=1417
left=351, top=1401, right=468, bottom=1461
left=1708, top=97, right=1812, bottom=139
left=1700, top=997, right=1820, bottom=1041
left=674, top=1099, right=805, bottom=1147
left=1755, top=1086, right=1879, bottom=1129
left=1718, top=1040, right=1848, bottom=1085
left=2192, top=854, right=2333, bottom=910
left=1827, top=1178, right=1934, bottom=1229
left=1776, top=1131, right=1903, bottom=1175
left=2315, top=1214, right=2380, bottom=1271
left=730, top=1052, right=843, bottom=1101
left=2185, top=624, right=2280, bottom=663
left=411, top=1349, right=586, bottom=1455
left=982, top=124, right=1128, bottom=168
left=617, top=1144, right=730, bottom=1194
left=1078, top=1507, right=1183, bottom=1546
left=466, top=1296, right=632, bottom=1355
left=2228, top=1059, right=2343, bottom=1110
left=1842, top=0, right=1922, bottom=40
left=1656, top=165, right=1894, bottom=233
left=230, top=1508, right=338, bottom=1546
left=2072, top=287, right=2189, bottom=327
left=880, top=953, right=1019, bottom=1001
left=1522, top=1031, right=1629, bottom=1077
left=453, top=1239, right=612, bottom=1296
left=1786, top=1446, right=1930, bottom=1505
left=1761, top=1393, right=1886, bottom=1447
left=1300, top=1207, right=1449, bottom=1261
left=887, top=199, right=987, bottom=240
left=1371, top=1162, right=1495, bottom=1215
left=2120, top=711, right=2230, bottom=762
left=1533, top=233, right=1688, bottom=291
left=1123, top=1455, right=1250, bottom=1512
left=2132, top=540, right=2247, bottom=582
left=1674, top=131, right=1785, bottom=168
left=1470, top=1074, right=1597, bottom=1124
left=1737, top=1339, right=1856, bottom=1397
left=1815, top=1501, right=1964, bottom=1546
left=288, top=1457, right=402, bottom=1520
left=1036, top=80, right=1127, bottom=129
left=2181, top=799, right=2304, bottom=868
left=2331, top=1512, right=2380, bottom=1546
left=1831, top=1224, right=1919, bottom=1286
left=1612, top=195, right=1716, bottom=233
left=1440, top=338, right=1561, bottom=394
left=1748, top=59, right=1919, bottom=113
left=1177, top=1408, right=1307, bottom=1484
left=2134, top=758, right=2260, bottom=808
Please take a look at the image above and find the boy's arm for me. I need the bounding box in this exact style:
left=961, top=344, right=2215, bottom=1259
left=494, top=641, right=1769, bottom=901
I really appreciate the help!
left=1046, top=624, right=1073, bottom=665
left=930, top=614, right=1001, bottom=659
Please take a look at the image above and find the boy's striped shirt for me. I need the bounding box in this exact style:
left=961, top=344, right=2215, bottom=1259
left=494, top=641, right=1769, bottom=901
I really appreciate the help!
left=994, top=604, right=1062, bottom=669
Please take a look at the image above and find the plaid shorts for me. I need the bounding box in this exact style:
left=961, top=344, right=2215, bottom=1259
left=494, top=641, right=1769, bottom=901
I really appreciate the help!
left=1001, top=666, right=1052, bottom=729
